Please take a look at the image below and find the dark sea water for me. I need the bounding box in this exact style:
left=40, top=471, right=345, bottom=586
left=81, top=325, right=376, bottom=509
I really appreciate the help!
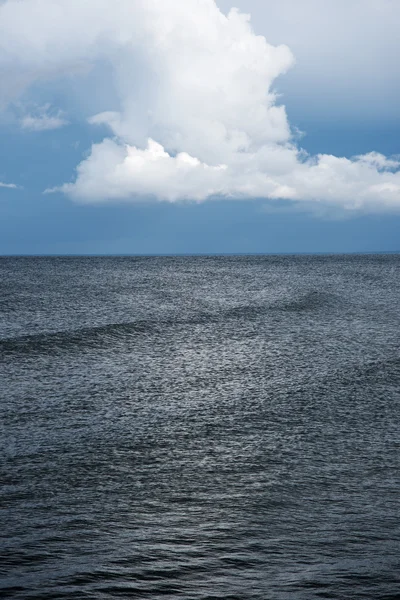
left=1, top=255, right=400, bottom=600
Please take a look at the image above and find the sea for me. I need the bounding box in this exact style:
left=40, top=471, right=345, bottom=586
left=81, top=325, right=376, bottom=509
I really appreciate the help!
left=1, top=255, right=399, bottom=600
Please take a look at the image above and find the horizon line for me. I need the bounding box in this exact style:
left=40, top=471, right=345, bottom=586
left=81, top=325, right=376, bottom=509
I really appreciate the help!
left=1, top=251, right=399, bottom=258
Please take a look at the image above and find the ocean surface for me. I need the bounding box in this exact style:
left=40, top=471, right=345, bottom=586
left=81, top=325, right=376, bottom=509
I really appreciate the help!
left=1, top=255, right=399, bottom=600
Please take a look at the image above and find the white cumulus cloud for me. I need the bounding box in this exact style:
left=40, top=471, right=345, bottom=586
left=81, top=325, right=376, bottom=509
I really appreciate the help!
left=0, top=0, right=399, bottom=210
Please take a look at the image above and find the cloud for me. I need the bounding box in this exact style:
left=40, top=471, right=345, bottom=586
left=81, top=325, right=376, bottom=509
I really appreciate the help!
left=20, top=104, right=68, bottom=131
left=0, top=181, right=19, bottom=189
left=1, top=0, right=400, bottom=209
left=217, top=0, right=400, bottom=120
left=49, top=141, right=400, bottom=210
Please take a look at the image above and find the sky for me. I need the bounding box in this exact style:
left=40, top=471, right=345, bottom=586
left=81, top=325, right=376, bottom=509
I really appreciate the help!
left=0, top=0, right=399, bottom=254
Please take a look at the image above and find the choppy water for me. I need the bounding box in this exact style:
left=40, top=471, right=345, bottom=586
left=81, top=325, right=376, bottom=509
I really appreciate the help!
left=1, top=255, right=400, bottom=600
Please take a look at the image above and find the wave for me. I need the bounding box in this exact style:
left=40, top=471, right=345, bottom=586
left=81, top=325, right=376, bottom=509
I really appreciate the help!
left=275, top=290, right=339, bottom=312
left=0, top=290, right=341, bottom=357
left=0, top=320, right=158, bottom=357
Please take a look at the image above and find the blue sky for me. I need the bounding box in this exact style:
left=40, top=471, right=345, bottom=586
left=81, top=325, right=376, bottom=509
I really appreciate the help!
left=0, top=0, right=399, bottom=254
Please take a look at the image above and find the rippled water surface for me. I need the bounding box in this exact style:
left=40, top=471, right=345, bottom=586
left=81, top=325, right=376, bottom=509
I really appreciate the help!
left=1, top=255, right=400, bottom=599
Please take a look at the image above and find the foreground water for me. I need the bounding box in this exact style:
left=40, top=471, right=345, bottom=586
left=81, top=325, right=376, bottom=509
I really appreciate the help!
left=1, top=255, right=399, bottom=599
